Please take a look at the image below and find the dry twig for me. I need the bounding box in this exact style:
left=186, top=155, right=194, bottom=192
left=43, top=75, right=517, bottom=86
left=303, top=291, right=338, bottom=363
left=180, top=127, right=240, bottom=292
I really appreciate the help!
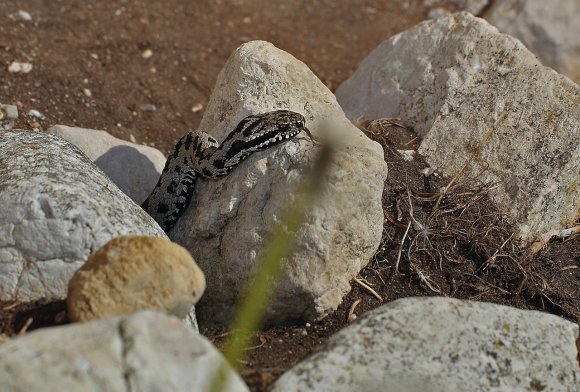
left=353, top=277, right=383, bottom=301
left=347, top=299, right=362, bottom=322
left=530, top=225, right=580, bottom=254
left=17, top=317, right=33, bottom=336
left=395, top=220, right=412, bottom=273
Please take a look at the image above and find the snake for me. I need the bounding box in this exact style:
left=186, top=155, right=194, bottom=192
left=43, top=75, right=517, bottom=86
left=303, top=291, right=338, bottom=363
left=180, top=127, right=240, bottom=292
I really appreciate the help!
left=142, top=110, right=311, bottom=233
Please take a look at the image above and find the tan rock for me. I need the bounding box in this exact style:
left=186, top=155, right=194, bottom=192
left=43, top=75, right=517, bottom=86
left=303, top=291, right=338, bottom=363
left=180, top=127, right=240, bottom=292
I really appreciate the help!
left=67, top=236, right=205, bottom=322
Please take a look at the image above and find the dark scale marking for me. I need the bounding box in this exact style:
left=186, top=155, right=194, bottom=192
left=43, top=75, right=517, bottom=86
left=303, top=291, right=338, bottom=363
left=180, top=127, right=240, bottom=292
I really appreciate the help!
left=142, top=110, right=311, bottom=233
left=166, top=181, right=180, bottom=195
left=156, top=203, right=169, bottom=214
left=223, top=139, right=249, bottom=161
left=240, top=117, right=264, bottom=138
left=211, top=159, right=226, bottom=170
left=184, top=133, right=194, bottom=150
left=172, top=140, right=183, bottom=159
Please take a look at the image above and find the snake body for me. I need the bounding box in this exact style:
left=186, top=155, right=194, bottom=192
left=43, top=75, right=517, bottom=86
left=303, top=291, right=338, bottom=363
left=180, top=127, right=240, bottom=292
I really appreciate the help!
left=142, top=110, right=310, bottom=232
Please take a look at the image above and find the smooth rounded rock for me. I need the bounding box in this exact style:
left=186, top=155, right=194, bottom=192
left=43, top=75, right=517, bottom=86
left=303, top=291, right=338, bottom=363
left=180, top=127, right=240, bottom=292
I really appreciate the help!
left=67, top=236, right=205, bottom=322
left=47, top=125, right=167, bottom=205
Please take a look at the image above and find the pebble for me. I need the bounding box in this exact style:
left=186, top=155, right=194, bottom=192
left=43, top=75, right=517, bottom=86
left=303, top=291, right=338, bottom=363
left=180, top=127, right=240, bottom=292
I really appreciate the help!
left=142, top=49, right=153, bottom=59
left=8, top=62, right=33, bottom=74
left=191, top=103, right=203, bottom=112
left=83, top=88, right=92, bottom=97
left=0, top=104, right=18, bottom=131
left=396, top=149, right=416, bottom=161
left=27, top=109, right=46, bottom=121
left=140, top=103, right=157, bottom=112
left=0, top=104, right=18, bottom=120
left=422, top=167, right=437, bottom=177
left=16, top=10, right=32, bottom=21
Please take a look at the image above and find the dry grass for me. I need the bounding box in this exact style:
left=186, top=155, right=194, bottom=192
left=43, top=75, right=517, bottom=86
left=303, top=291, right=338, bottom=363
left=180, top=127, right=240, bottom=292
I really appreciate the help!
left=360, top=118, right=580, bottom=325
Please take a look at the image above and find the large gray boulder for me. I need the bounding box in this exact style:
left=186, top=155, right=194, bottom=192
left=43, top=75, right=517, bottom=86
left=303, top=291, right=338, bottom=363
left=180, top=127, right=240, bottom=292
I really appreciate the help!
left=272, top=297, right=580, bottom=392
left=336, top=12, right=579, bottom=242
left=0, top=311, right=248, bottom=392
left=47, top=125, right=167, bottom=205
left=485, top=0, right=580, bottom=84
left=0, top=131, right=165, bottom=305
left=170, top=40, right=388, bottom=326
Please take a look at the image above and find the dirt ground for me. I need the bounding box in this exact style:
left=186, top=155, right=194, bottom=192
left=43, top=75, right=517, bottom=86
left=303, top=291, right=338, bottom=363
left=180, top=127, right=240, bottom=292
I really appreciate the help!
left=206, top=121, right=580, bottom=391
left=1, top=1, right=578, bottom=391
left=0, top=0, right=452, bottom=154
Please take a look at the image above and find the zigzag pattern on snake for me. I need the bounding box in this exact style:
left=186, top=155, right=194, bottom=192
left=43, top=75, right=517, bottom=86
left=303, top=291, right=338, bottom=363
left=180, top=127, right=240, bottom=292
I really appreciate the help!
left=142, top=110, right=311, bottom=233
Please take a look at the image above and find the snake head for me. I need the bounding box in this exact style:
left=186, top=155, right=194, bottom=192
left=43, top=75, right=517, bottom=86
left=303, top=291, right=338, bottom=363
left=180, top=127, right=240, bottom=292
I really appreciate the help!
left=271, top=110, right=314, bottom=142
left=239, top=109, right=311, bottom=143
left=216, top=110, right=312, bottom=167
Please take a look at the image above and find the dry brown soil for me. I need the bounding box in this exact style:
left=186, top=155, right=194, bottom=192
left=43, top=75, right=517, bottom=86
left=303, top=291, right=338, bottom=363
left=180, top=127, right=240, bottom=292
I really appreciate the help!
left=1, top=2, right=578, bottom=392
left=1, top=0, right=448, bottom=154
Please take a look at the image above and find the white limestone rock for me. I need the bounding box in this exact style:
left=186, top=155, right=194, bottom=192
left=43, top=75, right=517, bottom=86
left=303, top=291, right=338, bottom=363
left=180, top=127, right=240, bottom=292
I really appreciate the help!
left=0, top=311, right=248, bottom=392
left=485, top=0, right=580, bottom=83
left=272, top=297, right=580, bottom=392
left=336, top=12, right=579, bottom=242
left=0, top=131, right=165, bottom=305
left=47, top=125, right=167, bottom=205
left=170, top=40, right=388, bottom=326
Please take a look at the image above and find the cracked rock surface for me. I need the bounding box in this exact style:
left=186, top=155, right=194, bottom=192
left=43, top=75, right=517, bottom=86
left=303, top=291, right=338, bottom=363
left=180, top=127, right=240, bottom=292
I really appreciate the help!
left=0, top=311, right=248, bottom=392
left=170, top=40, right=388, bottom=327
left=272, top=297, right=580, bottom=392
left=336, top=12, right=580, bottom=242
left=0, top=131, right=166, bottom=305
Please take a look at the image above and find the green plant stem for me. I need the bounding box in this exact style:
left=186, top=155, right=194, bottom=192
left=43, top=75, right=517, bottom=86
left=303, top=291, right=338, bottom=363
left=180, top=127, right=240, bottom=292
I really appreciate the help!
left=209, top=145, right=332, bottom=392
